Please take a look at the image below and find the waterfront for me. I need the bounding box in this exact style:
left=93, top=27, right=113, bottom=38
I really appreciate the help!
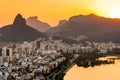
left=0, top=38, right=120, bottom=79
left=64, top=56, right=120, bottom=80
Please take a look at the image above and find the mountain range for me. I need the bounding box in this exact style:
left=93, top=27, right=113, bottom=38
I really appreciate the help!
left=0, top=14, right=46, bottom=42
left=47, top=14, right=120, bottom=42
left=0, top=14, right=120, bottom=43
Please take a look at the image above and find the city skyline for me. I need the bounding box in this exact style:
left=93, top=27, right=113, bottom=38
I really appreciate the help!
left=1, top=0, right=120, bottom=27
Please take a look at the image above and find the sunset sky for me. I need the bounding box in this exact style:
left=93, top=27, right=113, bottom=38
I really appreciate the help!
left=1, top=0, right=120, bottom=27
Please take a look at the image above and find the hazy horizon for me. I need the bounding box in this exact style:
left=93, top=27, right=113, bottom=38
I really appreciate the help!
left=1, top=13, right=120, bottom=28
left=1, top=0, right=120, bottom=27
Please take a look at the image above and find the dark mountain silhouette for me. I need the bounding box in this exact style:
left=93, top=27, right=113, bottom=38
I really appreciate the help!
left=0, top=14, right=46, bottom=42
left=26, top=16, right=51, bottom=32
left=47, top=14, right=120, bottom=42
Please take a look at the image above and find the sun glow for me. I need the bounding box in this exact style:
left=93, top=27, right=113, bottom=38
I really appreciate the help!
left=109, top=9, right=120, bottom=18
left=1, top=0, right=120, bottom=26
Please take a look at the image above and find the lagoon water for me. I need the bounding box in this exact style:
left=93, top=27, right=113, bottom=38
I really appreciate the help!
left=64, top=58, right=120, bottom=80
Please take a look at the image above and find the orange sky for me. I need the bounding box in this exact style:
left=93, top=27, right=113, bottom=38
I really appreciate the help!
left=0, top=0, right=120, bottom=27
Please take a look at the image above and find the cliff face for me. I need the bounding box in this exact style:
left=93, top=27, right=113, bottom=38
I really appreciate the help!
left=26, top=16, right=51, bottom=32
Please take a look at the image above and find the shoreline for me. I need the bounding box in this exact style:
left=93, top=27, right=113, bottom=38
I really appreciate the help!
left=56, top=54, right=120, bottom=80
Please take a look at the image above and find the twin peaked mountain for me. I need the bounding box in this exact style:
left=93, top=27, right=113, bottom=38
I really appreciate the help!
left=0, top=14, right=120, bottom=42
left=0, top=14, right=46, bottom=42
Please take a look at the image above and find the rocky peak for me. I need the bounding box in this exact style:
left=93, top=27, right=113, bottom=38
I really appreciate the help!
left=26, top=16, right=51, bottom=32
left=13, top=14, right=26, bottom=26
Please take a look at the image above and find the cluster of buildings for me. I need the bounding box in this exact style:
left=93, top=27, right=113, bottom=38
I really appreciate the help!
left=60, top=41, right=118, bottom=54
left=0, top=37, right=119, bottom=80
left=0, top=38, right=66, bottom=80
left=93, top=42, right=117, bottom=54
